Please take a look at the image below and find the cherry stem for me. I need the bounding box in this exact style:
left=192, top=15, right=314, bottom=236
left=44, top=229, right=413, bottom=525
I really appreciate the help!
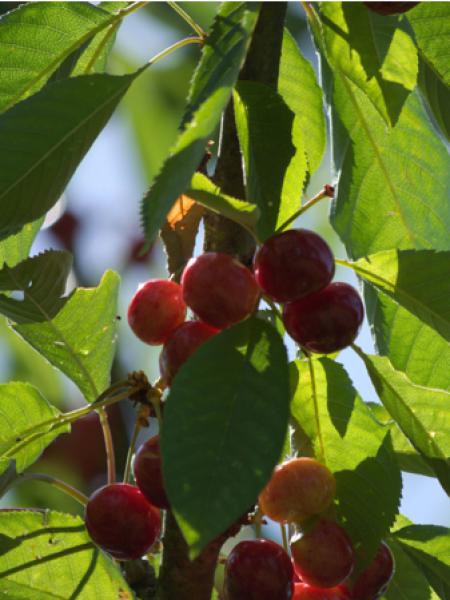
left=147, top=36, right=203, bottom=69
left=123, top=417, right=142, bottom=484
left=275, top=185, right=334, bottom=233
left=264, top=296, right=283, bottom=320
left=98, top=407, right=116, bottom=485
left=280, top=523, right=289, bottom=553
left=15, top=473, right=89, bottom=506
left=167, top=2, right=206, bottom=38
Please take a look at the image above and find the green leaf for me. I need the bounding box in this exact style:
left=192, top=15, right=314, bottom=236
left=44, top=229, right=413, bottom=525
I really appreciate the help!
left=0, top=218, right=43, bottom=269
left=187, top=172, right=259, bottom=234
left=419, top=56, right=450, bottom=142
left=290, top=358, right=402, bottom=563
left=140, top=2, right=260, bottom=243
left=408, top=2, right=450, bottom=86
left=161, top=317, right=290, bottom=557
left=279, top=29, right=326, bottom=176
left=367, top=402, right=432, bottom=477
left=0, top=2, right=121, bottom=112
left=320, top=2, right=417, bottom=126
left=356, top=351, right=450, bottom=494
left=342, top=250, right=450, bottom=343
left=0, top=71, right=138, bottom=241
left=394, top=524, right=450, bottom=598
left=0, top=382, right=68, bottom=476
left=233, top=81, right=307, bottom=240
left=0, top=250, right=72, bottom=323
left=365, top=289, right=450, bottom=391
left=0, top=510, right=132, bottom=599
left=384, top=539, right=438, bottom=600
left=14, top=270, right=120, bottom=403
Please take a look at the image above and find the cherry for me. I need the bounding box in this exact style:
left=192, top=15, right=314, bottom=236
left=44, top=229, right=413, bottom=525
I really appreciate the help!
left=293, top=582, right=350, bottom=599
left=181, top=253, right=260, bottom=329
left=224, top=539, right=294, bottom=600
left=134, top=435, right=169, bottom=509
left=85, top=483, right=160, bottom=560
left=159, top=320, right=218, bottom=384
left=283, top=282, right=364, bottom=354
left=259, top=458, right=336, bottom=524
left=254, top=229, right=335, bottom=302
left=127, top=279, right=186, bottom=345
left=364, top=2, right=419, bottom=15
left=291, top=520, right=355, bottom=588
left=351, top=542, right=395, bottom=599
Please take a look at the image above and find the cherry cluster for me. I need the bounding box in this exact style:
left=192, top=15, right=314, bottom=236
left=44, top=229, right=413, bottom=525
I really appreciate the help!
left=224, top=457, right=395, bottom=600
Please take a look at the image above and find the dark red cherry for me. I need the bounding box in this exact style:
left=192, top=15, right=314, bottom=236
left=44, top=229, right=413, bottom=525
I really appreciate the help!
left=85, top=483, right=160, bottom=560
left=181, top=253, right=260, bottom=329
left=224, top=539, right=294, bottom=599
left=293, top=582, right=350, bottom=599
left=127, top=279, right=186, bottom=345
left=291, top=520, right=355, bottom=588
left=254, top=229, right=335, bottom=302
left=351, top=542, right=395, bottom=599
left=134, top=435, right=169, bottom=509
left=364, top=2, right=419, bottom=15
left=283, top=282, right=364, bottom=354
left=159, top=320, right=218, bottom=384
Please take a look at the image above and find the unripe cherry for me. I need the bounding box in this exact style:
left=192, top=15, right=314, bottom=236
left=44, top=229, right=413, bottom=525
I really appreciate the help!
left=127, top=279, right=186, bottom=345
left=258, top=458, right=336, bottom=524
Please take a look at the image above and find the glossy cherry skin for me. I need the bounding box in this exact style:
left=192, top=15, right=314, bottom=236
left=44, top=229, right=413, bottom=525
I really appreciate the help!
left=259, top=458, right=336, bottom=524
left=134, top=435, right=169, bottom=509
left=159, top=320, right=218, bottom=384
left=283, top=282, right=364, bottom=354
left=364, top=2, right=419, bottom=15
left=224, top=539, right=294, bottom=599
left=181, top=253, right=260, bottom=329
left=351, top=542, right=395, bottom=599
left=85, top=483, right=161, bottom=560
left=291, top=520, right=355, bottom=588
left=254, top=229, right=335, bottom=302
left=293, top=582, right=350, bottom=599
left=127, top=279, right=186, bottom=345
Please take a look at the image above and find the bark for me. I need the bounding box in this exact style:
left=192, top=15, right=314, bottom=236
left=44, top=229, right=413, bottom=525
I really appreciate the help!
left=157, top=4, right=287, bottom=599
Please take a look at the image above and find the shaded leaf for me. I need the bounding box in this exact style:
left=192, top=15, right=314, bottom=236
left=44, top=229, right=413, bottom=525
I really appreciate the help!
left=0, top=382, right=68, bottom=476
left=408, top=2, right=450, bottom=86
left=356, top=351, right=450, bottom=494
left=0, top=71, right=139, bottom=240
left=290, top=358, right=402, bottom=563
left=343, top=249, right=450, bottom=342
left=15, top=270, right=120, bottom=403
left=418, top=56, right=450, bottom=142
left=140, top=2, right=259, bottom=243
left=279, top=29, right=326, bottom=176
left=0, top=250, right=72, bottom=323
left=0, top=510, right=132, bottom=598
left=384, top=539, right=438, bottom=600
left=0, top=2, right=120, bottom=112
left=233, top=81, right=307, bottom=239
left=320, top=2, right=417, bottom=125
left=162, top=317, right=290, bottom=557
left=394, top=524, right=450, bottom=598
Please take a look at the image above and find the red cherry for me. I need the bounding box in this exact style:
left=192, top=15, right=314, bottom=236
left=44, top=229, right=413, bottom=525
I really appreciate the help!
left=254, top=229, right=335, bottom=302
left=283, top=282, right=364, bottom=354
left=85, top=483, right=160, bottom=560
left=293, top=582, right=350, bottom=599
left=127, top=279, right=186, bottom=345
left=134, top=435, right=169, bottom=509
left=181, top=253, right=260, bottom=329
left=159, top=320, right=218, bottom=384
left=364, top=2, right=419, bottom=15
left=291, top=520, right=355, bottom=588
left=258, top=458, right=336, bottom=524
left=224, top=539, right=294, bottom=600
left=351, top=542, right=395, bottom=599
